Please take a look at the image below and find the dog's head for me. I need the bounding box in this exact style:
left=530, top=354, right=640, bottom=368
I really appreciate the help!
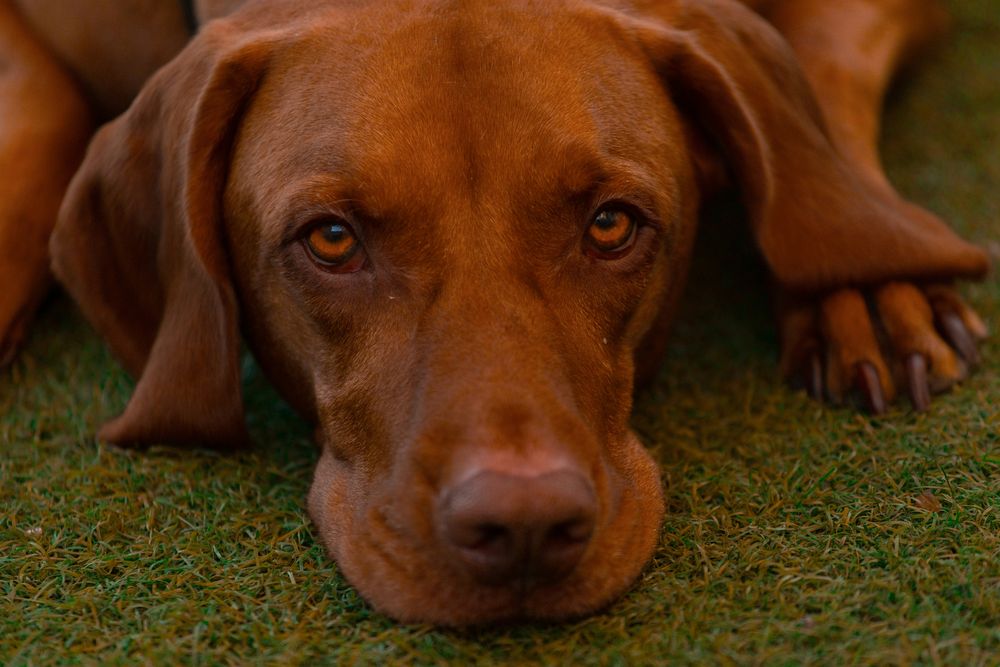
left=52, top=0, right=987, bottom=625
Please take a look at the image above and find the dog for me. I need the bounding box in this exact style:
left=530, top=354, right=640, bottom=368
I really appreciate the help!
left=0, top=0, right=989, bottom=625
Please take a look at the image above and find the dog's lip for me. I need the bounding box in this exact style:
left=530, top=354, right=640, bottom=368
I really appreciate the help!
left=350, top=528, right=607, bottom=623
left=328, top=472, right=625, bottom=623
left=308, top=428, right=662, bottom=625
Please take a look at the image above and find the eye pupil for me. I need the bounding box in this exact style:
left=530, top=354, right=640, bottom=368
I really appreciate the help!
left=321, top=224, right=346, bottom=243
left=595, top=211, right=618, bottom=230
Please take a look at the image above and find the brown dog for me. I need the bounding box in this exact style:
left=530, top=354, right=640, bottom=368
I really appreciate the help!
left=0, top=0, right=989, bottom=625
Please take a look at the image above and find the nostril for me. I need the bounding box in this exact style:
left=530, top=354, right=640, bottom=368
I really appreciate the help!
left=446, top=520, right=522, bottom=584
left=446, top=519, right=513, bottom=552
left=462, top=522, right=516, bottom=562
left=546, top=517, right=593, bottom=549
left=535, top=516, right=594, bottom=580
left=471, top=523, right=509, bottom=550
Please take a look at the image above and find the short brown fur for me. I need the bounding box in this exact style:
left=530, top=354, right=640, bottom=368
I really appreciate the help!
left=0, top=0, right=988, bottom=624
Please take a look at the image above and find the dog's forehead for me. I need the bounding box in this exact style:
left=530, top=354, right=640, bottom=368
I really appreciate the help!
left=232, top=0, right=681, bottom=226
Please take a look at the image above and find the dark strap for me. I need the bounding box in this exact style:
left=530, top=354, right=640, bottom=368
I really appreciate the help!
left=180, top=0, right=199, bottom=33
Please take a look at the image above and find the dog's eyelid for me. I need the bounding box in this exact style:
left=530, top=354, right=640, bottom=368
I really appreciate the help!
left=584, top=164, right=670, bottom=227
left=275, top=181, right=371, bottom=245
left=279, top=207, right=361, bottom=248
left=590, top=193, right=662, bottom=231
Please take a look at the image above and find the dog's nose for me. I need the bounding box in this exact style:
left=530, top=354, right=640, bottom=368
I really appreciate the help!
left=438, top=469, right=596, bottom=586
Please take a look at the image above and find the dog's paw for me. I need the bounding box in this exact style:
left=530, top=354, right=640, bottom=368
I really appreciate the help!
left=779, top=283, right=987, bottom=414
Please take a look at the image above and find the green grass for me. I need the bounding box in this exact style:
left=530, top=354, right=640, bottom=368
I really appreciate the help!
left=3, top=3, right=1000, bottom=664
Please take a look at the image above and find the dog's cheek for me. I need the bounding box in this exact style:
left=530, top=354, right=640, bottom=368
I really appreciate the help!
left=306, top=451, right=354, bottom=562
left=570, top=248, right=676, bottom=436
left=315, top=383, right=394, bottom=470
left=624, top=246, right=676, bottom=346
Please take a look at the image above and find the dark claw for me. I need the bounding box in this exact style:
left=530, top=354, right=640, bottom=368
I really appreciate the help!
left=855, top=362, right=887, bottom=416
left=940, top=312, right=980, bottom=367
left=805, top=350, right=823, bottom=401
left=904, top=354, right=931, bottom=413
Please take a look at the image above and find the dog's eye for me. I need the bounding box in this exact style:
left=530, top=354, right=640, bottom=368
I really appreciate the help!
left=304, top=221, right=365, bottom=272
left=585, top=208, right=637, bottom=259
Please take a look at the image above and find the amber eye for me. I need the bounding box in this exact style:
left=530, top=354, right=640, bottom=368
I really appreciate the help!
left=586, top=208, right=637, bottom=258
left=304, top=221, right=364, bottom=271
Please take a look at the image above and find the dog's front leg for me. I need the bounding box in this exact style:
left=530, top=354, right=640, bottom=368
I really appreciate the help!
left=0, top=3, right=92, bottom=366
left=765, top=0, right=988, bottom=411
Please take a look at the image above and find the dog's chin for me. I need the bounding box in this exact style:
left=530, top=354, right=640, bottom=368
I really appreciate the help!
left=307, top=433, right=665, bottom=626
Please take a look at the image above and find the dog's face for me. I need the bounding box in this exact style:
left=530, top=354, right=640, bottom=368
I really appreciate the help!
left=54, top=0, right=985, bottom=626
left=222, top=3, right=696, bottom=623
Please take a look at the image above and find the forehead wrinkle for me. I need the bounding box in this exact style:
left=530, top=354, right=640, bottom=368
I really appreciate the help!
left=242, top=0, right=684, bottom=273
left=273, top=174, right=355, bottom=215
left=534, top=143, right=664, bottom=200
left=310, top=7, right=572, bottom=264
left=288, top=2, right=655, bottom=184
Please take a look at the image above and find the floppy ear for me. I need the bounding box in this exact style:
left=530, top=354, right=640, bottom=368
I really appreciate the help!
left=51, top=20, right=275, bottom=449
left=627, top=0, right=988, bottom=292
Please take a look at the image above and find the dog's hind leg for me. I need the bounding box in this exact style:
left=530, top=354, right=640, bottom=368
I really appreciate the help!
left=0, top=1, right=93, bottom=366
left=764, top=0, right=987, bottom=413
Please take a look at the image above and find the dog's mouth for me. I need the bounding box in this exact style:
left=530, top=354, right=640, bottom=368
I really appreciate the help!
left=306, top=431, right=665, bottom=626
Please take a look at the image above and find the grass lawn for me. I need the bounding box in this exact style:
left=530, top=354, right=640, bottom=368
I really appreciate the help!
left=2, top=3, right=999, bottom=664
